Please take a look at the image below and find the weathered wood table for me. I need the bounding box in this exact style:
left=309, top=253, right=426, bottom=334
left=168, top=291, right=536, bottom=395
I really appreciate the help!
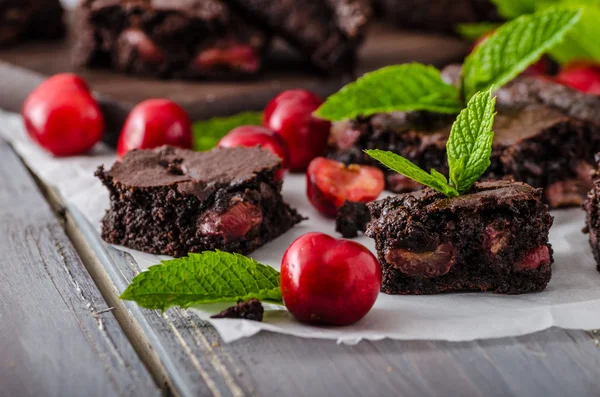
left=2, top=134, right=600, bottom=397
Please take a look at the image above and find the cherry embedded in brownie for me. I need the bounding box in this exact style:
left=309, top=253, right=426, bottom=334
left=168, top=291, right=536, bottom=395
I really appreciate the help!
left=328, top=71, right=600, bottom=208
left=366, top=181, right=554, bottom=295
left=74, top=0, right=269, bottom=79
left=96, top=146, right=303, bottom=257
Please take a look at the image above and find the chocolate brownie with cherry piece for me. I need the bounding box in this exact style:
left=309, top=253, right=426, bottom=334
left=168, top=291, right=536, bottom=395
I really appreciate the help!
left=366, top=181, right=554, bottom=295
left=0, top=0, right=65, bottom=46
left=74, top=0, right=269, bottom=79
left=329, top=70, right=600, bottom=208
left=230, top=0, right=371, bottom=72
left=96, top=146, right=303, bottom=257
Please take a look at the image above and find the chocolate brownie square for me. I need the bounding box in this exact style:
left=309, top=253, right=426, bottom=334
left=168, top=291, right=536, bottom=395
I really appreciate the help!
left=74, top=0, right=269, bottom=79
left=329, top=71, right=600, bottom=208
left=366, top=181, right=554, bottom=295
left=0, top=0, right=65, bottom=46
left=230, top=0, right=371, bottom=72
left=374, top=0, right=501, bottom=34
left=96, top=146, right=303, bottom=257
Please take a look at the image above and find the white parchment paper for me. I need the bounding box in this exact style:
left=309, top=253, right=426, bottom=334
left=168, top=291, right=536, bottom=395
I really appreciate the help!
left=3, top=109, right=600, bottom=344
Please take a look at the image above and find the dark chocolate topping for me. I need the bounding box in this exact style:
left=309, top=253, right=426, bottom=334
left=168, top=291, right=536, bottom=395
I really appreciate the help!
left=105, top=145, right=281, bottom=190
left=369, top=181, right=540, bottom=217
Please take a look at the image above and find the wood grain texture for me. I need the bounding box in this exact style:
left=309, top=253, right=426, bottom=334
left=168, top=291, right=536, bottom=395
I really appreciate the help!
left=0, top=140, right=159, bottom=397
left=57, top=185, right=600, bottom=397
left=0, top=17, right=469, bottom=146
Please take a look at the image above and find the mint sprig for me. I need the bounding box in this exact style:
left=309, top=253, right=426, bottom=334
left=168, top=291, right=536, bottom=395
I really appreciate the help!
left=447, top=90, right=496, bottom=194
left=462, top=8, right=582, bottom=100
left=193, top=111, right=263, bottom=151
left=120, top=251, right=283, bottom=311
left=314, top=64, right=463, bottom=122
left=365, top=90, right=496, bottom=197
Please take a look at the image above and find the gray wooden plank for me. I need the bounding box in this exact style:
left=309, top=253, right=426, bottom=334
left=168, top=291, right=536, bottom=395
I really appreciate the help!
left=59, top=179, right=600, bottom=397
left=0, top=140, right=159, bottom=397
left=62, top=204, right=256, bottom=397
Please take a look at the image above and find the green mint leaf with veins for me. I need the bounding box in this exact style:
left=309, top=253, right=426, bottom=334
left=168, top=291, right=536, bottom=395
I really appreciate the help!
left=192, top=111, right=263, bottom=151
left=447, top=90, right=497, bottom=194
left=364, top=149, right=459, bottom=197
left=455, top=22, right=502, bottom=41
left=462, top=8, right=582, bottom=100
left=314, top=63, right=463, bottom=121
left=538, top=2, right=600, bottom=63
left=120, top=251, right=283, bottom=311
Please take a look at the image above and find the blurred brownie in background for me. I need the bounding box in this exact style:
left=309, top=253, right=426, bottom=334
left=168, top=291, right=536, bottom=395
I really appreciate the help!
left=0, top=0, right=65, bottom=46
left=74, top=0, right=270, bottom=80
left=374, top=0, right=500, bottom=34
left=230, top=0, right=372, bottom=72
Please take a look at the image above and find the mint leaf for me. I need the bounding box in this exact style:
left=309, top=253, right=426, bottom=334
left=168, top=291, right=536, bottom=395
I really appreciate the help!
left=120, top=251, right=283, bottom=311
left=455, top=22, right=502, bottom=41
left=314, top=63, right=463, bottom=121
left=365, top=149, right=459, bottom=197
left=447, top=90, right=497, bottom=194
left=540, top=3, right=600, bottom=63
left=193, top=111, right=263, bottom=151
left=462, top=8, right=582, bottom=100
left=490, top=0, right=537, bottom=18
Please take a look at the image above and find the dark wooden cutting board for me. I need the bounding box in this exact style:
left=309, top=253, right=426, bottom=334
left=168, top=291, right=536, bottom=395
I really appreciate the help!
left=0, top=22, right=469, bottom=146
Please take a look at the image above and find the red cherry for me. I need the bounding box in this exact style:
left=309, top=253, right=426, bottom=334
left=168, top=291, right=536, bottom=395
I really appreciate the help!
left=263, top=90, right=331, bottom=172
left=555, top=61, right=600, bottom=95
left=306, top=157, right=385, bottom=217
left=281, top=232, right=381, bottom=326
left=117, top=99, right=192, bottom=159
left=22, top=73, right=104, bottom=156
left=218, top=125, right=289, bottom=168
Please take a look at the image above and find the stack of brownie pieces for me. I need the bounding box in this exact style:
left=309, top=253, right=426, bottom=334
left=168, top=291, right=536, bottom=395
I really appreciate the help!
left=329, top=65, right=600, bottom=209
left=0, top=0, right=65, bottom=46
left=75, top=0, right=372, bottom=79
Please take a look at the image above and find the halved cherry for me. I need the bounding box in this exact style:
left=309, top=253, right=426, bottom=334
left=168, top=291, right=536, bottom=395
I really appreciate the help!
left=306, top=157, right=385, bottom=217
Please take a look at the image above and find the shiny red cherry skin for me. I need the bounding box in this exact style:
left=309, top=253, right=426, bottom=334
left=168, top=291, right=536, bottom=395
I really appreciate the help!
left=263, top=90, right=331, bottom=172
left=218, top=125, right=289, bottom=168
left=306, top=157, right=385, bottom=217
left=281, top=232, right=382, bottom=326
left=117, top=99, right=192, bottom=158
left=555, top=61, right=600, bottom=96
left=22, top=73, right=104, bottom=156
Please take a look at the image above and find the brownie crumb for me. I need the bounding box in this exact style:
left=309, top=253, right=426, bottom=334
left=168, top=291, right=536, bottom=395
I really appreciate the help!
left=211, top=299, right=264, bottom=322
left=336, top=201, right=371, bottom=238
